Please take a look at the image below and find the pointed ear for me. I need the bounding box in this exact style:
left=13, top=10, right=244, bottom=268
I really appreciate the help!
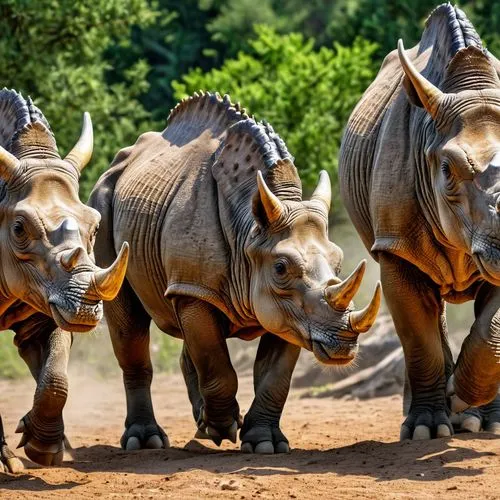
left=398, top=39, right=443, bottom=118
left=252, top=171, right=284, bottom=227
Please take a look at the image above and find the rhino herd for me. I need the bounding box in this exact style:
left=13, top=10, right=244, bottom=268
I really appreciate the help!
left=0, top=2, right=499, bottom=473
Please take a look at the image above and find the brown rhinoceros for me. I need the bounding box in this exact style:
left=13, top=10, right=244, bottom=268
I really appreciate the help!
left=0, top=89, right=129, bottom=470
left=339, top=3, right=500, bottom=440
left=89, top=92, right=381, bottom=453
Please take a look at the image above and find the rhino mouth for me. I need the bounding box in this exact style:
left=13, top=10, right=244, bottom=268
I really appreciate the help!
left=312, top=339, right=358, bottom=366
left=49, top=300, right=103, bottom=333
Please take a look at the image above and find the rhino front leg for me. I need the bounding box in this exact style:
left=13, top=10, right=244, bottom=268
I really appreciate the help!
left=175, top=297, right=240, bottom=445
left=17, top=327, right=71, bottom=466
left=380, top=254, right=452, bottom=440
left=241, top=333, right=300, bottom=454
left=448, top=283, right=500, bottom=423
left=106, top=281, right=169, bottom=451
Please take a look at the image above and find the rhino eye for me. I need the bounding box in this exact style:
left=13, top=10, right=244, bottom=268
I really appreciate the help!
left=274, top=261, right=287, bottom=276
left=13, top=220, right=25, bottom=238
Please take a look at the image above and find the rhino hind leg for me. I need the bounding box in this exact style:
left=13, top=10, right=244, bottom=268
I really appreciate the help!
left=380, top=254, right=452, bottom=440
left=106, top=280, right=169, bottom=451
left=240, top=333, right=300, bottom=454
left=450, top=394, right=500, bottom=434
left=175, top=297, right=240, bottom=446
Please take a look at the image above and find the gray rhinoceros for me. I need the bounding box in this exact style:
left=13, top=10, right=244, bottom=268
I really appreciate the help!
left=339, top=3, right=500, bottom=439
left=89, top=92, right=381, bottom=453
left=0, top=89, right=128, bottom=470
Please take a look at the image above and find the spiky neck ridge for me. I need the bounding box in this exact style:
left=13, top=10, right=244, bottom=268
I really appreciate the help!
left=0, top=88, right=58, bottom=160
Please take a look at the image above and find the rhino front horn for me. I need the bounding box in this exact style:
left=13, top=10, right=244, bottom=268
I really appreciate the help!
left=91, top=242, right=129, bottom=301
left=324, top=260, right=366, bottom=311
left=0, top=146, right=21, bottom=183
left=349, top=281, right=382, bottom=333
left=64, top=112, right=93, bottom=172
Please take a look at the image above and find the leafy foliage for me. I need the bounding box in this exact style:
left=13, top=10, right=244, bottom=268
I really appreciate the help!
left=0, top=0, right=159, bottom=199
left=173, top=27, right=377, bottom=208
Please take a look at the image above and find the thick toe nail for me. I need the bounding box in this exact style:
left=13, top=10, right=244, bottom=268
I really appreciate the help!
left=195, top=429, right=211, bottom=440
left=451, top=395, right=470, bottom=413
left=400, top=425, right=412, bottom=441
left=145, top=435, right=164, bottom=449
left=6, top=457, right=24, bottom=474
left=228, top=422, right=238, bottom=444
left=254, top=441, right=274, bottom=454
left=436, top=424, right=452, bottom=438
left=274, top=441, right=290, bottom=453
left=25, top=444, right=64, bottom=466
left=241, top=442, right=254, bottom=453
left=0, top=461, right=5, bottom=473
left=125, top=437, right=141, bottom=451
left=484, top=422, right=500, bottom=434
left=16, top=433, right=29, bottom=449
left=15, top=420, right=25, bottom=434
left=413, top=425, right=431, bottom=440
left=461, top=416, right=481, bottom=433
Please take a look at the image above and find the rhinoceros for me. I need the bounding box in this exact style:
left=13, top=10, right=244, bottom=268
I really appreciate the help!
left=0, top=89, right=128, bottom=470
left=339, top=3, right=500, bottom=439
left=89, top=92, right=381, bottom=453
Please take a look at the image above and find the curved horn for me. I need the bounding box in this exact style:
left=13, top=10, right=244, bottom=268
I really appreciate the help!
left=311, top=170, right=331, bottom=213
left=398, top=39, right=443, bottom=118
left=0, top=146, right=21, bottom=183
left=256, top=170, right=284, bottom=224
left=325, top=260, right=366, bottom=310
left=349, top=281, right=382, bottom=334
left=60, top=246, right=85, bottom=272
left=64, top=112, right=93, bottom=172
left=91, top=242, right=129, bottom=301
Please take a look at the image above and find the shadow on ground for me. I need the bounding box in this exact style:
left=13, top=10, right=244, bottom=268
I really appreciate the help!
left=1, top=433, right=497, bottom=492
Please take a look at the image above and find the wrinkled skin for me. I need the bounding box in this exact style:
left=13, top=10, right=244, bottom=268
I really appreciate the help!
left=339, top=4, right=500, bottom=441
left=0, top=92, right=128, bottom=472
left=90, top=93, right=380, bottom=454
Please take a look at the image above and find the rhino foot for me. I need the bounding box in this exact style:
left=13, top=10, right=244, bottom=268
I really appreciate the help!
left=0, top=442, right=23, bottom=473
left=120, top=422, right=169, bottom=451
left=15, top=418, right=66, bottom=466
left=451, top=397, right=500, bottom=434
left=240, top=424, right=290, bottom=454
left=400, top=405, right=452, bottom=440
left=194, top=406, right=241, bottom=446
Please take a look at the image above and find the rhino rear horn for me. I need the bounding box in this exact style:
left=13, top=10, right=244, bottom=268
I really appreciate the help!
left=64, top=112, right=93, bottom=172
left=0, top=146, right=21, bottom=183
left=398, top=39, right=443, bottom=118
left=325, top=260, right=366, bottom=310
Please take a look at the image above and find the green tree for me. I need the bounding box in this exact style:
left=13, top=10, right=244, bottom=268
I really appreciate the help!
left=0, top=0, right=159, bottom=199
left=173, top=26, right=377, bottom=214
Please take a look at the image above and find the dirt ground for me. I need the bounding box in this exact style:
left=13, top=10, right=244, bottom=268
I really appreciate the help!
left=0, top=368, right=498, bottom=499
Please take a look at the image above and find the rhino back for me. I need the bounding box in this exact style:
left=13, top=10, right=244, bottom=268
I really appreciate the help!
left=107, top=94, right=249, bottom=330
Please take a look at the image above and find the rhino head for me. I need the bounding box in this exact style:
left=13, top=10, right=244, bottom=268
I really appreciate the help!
left=246, top=166, right=381, bottom=365
left=0, top=110, right=128, bottom=332
left=399, top=40, right=500, bottom=284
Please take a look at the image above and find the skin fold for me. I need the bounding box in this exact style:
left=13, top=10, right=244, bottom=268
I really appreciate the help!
left=89, top=92, right=381, bottom=454
left=339, top=3, right=500, bottom=440
left=0, top=89, right=128, bottom=471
